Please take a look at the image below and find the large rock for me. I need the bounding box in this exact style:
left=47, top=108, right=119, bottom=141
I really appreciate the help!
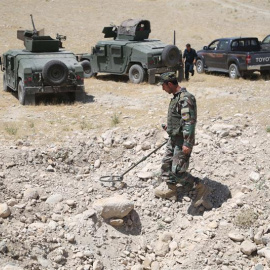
left=24, top=188, right=39, bottom=200
left=154, top=240, right=169, bottom=257
left=228, top=231, right=244, bottom=242
left=123, top=140, right=137, bottom=149
left=94, top=159, right=101, bottom=168
left=154, top=231, right=172, bottom=257
left=141, top=142, right=151, bottom=150
left=0, top=240, right=8, bottom=253
left=253, top=264, right=264, bottom=270
left=240, top=240, right=257, bottom=255
left=210, top=123, right=236, bottom=135
left=254, top=228, right=264, bottom=245
left=258, top=247, right=270, bottom=264
left=0, top=203, right=11, bottom=218
left=137, top=171, right=153, bottom=180
left=159, top=231, right=173, bottom=242
left=249, top=171, right=260, bottom=182
left=93, top=195, right=134, bottom=219
left=101, top=130, right=114, bottom=146
left=93, top=259, right=103, bottom=270
left=262, top=234, right=270, bottom=245
left=45, top=194, right=63, bottom=205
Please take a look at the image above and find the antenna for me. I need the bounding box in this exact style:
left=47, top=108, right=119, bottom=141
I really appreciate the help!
left=30, top=14, right=38, bottom=36
left=173, top=30, right=176, bottom=45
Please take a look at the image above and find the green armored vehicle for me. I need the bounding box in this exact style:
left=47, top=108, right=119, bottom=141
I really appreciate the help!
left=77, top=19, right=184, bottom=84
left=0, top=15, right=85, bottom=105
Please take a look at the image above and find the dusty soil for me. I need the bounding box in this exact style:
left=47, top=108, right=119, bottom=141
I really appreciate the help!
left=1, top=1, right=270, bottom=270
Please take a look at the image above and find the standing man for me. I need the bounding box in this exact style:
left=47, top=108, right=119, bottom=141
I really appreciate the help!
left=183, top=44, right=197, bottom=81
left=154, top=72, right=212, bottom=209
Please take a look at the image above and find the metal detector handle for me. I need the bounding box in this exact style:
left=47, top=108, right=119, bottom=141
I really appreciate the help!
left=121, top=140, right=168, bottom=177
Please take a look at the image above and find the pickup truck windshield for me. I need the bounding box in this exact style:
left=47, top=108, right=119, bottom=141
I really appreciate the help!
left=231, top=39, right=260, bottom=52
left=262, top=35, right=270, bottom=44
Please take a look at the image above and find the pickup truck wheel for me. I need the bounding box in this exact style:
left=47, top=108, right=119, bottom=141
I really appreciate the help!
left=196, top=59, right=204, bottom=74
left=162, top=45, right=180, bottom=67
left=229, top=64, right=240, bottom=79
left=3, top=72, right=8, bottom=92
left=42, top=60, right=69, bottom=86
left=81, top=60, right=96, bottom=78
left=18, top=80, right=26, bottom=105
left=129, top=64, right=145, bottom=84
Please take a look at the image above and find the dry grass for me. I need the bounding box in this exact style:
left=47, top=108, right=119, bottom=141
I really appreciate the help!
left=80, top=119, right=94, bottom=130
left=4, top=124, right=18, bottom=136
left=0, top=0, right=270, bottom=143
left=111, top=113, right=120, bottom=126
left=234, top=209, right=258, bottom=228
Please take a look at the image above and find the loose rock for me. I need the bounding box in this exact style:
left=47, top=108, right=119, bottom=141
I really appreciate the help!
left=240, top=240, right=257, bottom=255
left=0, top=203, right=11, bottom=218
left=93, top=260, right=103, bottom=270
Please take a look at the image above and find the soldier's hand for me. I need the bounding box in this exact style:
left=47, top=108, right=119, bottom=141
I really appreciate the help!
left=182, top=145, right=191, bottom=155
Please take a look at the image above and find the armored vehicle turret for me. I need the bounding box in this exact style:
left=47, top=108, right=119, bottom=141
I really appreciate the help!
left=0, top=15, right=85, bottom=105
left=77, top=19, right=184, bottom=84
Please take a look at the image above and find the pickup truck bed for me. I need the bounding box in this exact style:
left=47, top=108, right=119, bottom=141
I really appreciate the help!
left=196, top=37, right=270, bottom=79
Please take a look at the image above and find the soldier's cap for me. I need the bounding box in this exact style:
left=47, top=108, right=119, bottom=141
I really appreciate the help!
left=157, top=72, right=177, bottom=85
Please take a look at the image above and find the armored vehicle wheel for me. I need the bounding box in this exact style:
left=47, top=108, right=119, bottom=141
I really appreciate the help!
left=81, top=60, right=96, bottom=78
left=17, top=80, right=35, bottom=105
left=229, top=64, right=240, bottom=79
left=196, top=59, right=204, bottom=74
left=18, top=80, right=26, bottom=105
left=42, top=60, right=69, bottom=86
left=3, top=72, right=9, bottom=92
left=162, top=45, right=180, bottom=67
left=129, top=64, right=145, bottom=84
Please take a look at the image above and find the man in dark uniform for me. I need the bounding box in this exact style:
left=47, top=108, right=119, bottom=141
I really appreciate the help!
left=154, top=72, right=212, bottom=209
left=183, top=44, right=197, bottom=81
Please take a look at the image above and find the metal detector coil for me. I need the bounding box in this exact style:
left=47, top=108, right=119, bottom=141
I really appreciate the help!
left=99, top=140, right=167, bottom=183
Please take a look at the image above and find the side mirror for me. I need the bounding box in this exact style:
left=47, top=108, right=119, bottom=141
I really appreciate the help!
left=203, top=46, right=208, bottom=50
left=0, top=56, right=2, bottom=65
left=259, top=41, right=262, bottom=45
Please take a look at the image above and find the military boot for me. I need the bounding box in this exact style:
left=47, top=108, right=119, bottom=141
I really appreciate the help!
left=193, top=180, right=213, bottom=210
left=154, top=182, right=177, bottom=200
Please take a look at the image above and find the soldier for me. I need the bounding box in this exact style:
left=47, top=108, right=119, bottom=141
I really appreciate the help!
left=154, top=72, right=212, bottom=209
left=183, top=43, right=197, bottom=81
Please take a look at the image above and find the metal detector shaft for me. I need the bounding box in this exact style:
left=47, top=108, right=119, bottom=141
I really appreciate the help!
left=99, top=140, right=168, bottom=183
left=120, top=140, right=168, bottom=177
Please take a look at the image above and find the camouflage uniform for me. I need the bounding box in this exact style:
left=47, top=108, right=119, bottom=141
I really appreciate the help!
left=155, top=72, right=212, bottom=209
left=161, top=74, right=197, bottom=186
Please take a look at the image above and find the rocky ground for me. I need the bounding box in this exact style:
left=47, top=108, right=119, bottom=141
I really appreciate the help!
left=1, top=74, right=270, bottom=270
left=1, top=0, right=270, bottom=269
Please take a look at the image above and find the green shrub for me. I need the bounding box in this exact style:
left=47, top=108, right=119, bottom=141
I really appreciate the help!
left=111, top=113, right=120, bottom=126
left=5, top=124, right=18, bottom=136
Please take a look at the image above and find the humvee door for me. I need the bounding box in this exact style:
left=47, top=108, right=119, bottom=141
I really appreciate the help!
left=107, top=45, right=128, bottom=73
left=5, top=54, right=16, bottom=90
